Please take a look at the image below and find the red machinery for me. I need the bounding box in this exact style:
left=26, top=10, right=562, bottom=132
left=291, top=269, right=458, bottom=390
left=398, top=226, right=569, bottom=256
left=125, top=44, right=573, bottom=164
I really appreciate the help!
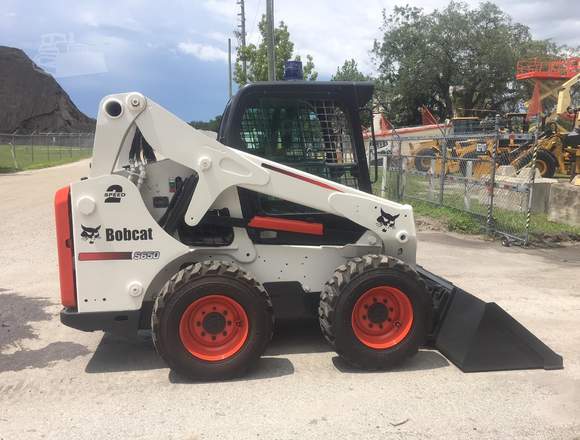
left=517, top=57, right=580, bottom=117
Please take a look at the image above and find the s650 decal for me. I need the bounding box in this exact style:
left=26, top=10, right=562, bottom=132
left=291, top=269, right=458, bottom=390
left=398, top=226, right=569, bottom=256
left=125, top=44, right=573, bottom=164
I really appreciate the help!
left=133, top=251, right=160, bottom=260
left=78, top=250, right=160, bottom=261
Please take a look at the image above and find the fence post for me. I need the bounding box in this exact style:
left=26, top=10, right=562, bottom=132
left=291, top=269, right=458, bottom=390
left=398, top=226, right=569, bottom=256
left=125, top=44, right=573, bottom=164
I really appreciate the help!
left=396, top=139, right=403, bottom=201
left=438, top=141, right=447, bottom=205
left=381, top=152, right=387, bottom=198
left=463, top=161, right=472, bottom=211
left=428, top=158, right=436, bottom=201
left=524, top=134, right=539, bottom=246
left=400, top=156, right=407, bottom=201
left=486, top=115, right=500, bottom=236
left=10, top=135, right=19, bottom=169
left=47, top=135, right=50, bottom=162
left=31, top=134, right=34, bottom=163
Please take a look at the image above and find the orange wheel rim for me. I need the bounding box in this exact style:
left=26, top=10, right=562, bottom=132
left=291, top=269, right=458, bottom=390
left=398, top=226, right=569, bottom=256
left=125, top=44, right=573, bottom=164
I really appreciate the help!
left=351, top=286, right=414, bottom=349
left=179, top=295, right=248, bottom=361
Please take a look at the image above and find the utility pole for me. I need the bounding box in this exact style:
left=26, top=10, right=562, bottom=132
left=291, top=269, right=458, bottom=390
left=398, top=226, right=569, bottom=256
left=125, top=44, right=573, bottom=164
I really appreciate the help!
left=266, top=0, right=275, bottom=81
left=227, top=38, right=232, bottom=98
left=237, top=0, right=247, bottom=78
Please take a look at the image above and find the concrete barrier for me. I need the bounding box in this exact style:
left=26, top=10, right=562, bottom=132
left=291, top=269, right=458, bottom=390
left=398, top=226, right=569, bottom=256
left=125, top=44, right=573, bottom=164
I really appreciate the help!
left=485, top=167, right=557, bottom=214
left=548, top=183, right=580, bottom=227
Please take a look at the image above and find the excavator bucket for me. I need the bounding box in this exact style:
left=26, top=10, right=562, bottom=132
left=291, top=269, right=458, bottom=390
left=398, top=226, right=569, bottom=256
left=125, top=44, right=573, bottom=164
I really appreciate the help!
left=419, top=267, right=563, bottom=372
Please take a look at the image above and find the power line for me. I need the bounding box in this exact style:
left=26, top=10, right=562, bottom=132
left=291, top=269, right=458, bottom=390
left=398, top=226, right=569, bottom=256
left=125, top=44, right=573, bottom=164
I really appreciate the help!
left=249, top=0, right=262, bottom=41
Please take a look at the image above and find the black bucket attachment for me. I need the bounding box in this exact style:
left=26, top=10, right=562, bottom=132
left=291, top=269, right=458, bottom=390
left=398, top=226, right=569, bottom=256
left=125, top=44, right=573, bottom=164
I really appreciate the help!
left=418, top=266, right=563, bottom=372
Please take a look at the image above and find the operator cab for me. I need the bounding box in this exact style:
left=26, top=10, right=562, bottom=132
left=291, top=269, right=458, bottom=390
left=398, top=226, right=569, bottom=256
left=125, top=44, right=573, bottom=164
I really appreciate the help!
left=145, top=82, right=377, bottom=249
left=450, top=117, right=481, bottom=134
left=213, top=81, right=376, bottom=246
left=218, top=81, right=375, bottom=192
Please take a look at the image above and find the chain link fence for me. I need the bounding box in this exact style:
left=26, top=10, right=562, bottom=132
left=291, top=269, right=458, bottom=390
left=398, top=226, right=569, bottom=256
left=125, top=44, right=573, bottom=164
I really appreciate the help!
left=373, top=124, right=545, bottom=245
left=0, top=133, right=94, bottom=171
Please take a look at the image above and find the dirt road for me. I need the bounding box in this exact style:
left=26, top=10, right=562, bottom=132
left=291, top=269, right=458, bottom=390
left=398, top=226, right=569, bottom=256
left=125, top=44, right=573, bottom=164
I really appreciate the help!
left=1, top=160, right=579, bottom=439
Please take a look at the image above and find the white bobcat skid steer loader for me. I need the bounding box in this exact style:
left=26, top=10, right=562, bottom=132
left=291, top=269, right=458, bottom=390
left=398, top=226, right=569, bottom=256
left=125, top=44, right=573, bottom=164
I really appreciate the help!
left=55, top=86, right=562, bottom=380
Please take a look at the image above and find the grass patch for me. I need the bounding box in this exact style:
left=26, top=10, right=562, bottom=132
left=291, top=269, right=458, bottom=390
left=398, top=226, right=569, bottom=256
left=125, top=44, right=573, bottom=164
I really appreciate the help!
left=375, top=168, right=580, bottom=241
left=529, top=213, right=580, bottom=238
left=375, top=169, right=486, bottom=234
left=0, top=144, right=91, bottom=172
left=407, top=199, right=484, bottom=234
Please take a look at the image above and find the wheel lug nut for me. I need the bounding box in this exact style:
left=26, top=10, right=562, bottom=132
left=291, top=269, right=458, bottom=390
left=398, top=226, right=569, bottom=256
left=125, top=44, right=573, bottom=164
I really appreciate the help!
left=222, top=331, right=227, bottom=336
left=196, top=321, right=201, bottom=327
left=389, top=307, right=394, bottom=312
left=201, top=332, right=206, bottom=336
left=211, top=335, right=216, bottom=340
left=394, top=321, right=401, bottom=328
left=227, top=320, right=232, bottom=326
left=362, top=315, right=367, bottom=320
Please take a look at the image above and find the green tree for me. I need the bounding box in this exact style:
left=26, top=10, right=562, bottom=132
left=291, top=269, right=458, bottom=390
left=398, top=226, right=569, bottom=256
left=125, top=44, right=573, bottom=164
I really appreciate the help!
left=189, top=115, right=222, bottom=132
left=372, top=2, right=568, bottom=126
left=234, top=16, right=317, bottom=85
left=331, top=59, right=371, bottom=81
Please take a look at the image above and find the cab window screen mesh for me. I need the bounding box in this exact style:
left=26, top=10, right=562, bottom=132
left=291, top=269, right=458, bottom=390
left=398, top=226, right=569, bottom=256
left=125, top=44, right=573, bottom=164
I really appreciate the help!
left=239, top=98, right=358, bottom=188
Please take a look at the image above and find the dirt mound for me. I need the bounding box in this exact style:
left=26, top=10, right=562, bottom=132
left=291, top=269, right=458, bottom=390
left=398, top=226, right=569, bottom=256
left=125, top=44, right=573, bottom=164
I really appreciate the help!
left=0, top=46, right=95, bottom=134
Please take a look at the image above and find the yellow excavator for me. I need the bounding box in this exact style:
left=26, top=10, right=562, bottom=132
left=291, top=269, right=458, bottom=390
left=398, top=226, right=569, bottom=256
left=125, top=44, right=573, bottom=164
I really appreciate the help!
left=510, top=62, right=580, bottom=178
left=410, top=117, right=488, bottom=175
left=411, top=73, right=580, bottom=179
left=510, top=73, right=580, bottom=178
left=410, top=115, right=530, bottom=178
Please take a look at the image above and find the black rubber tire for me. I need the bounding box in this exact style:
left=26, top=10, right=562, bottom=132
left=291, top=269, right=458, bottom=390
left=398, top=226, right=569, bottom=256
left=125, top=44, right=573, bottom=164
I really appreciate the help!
left=534, top=149, right=557, bottom=178
left=513, top=149, right=557, bottom=178
left=152, top=261, right=273, bottom=380
left=319, top=255, right=432, bottom=370
left=414, top=148, right=436, bottom=172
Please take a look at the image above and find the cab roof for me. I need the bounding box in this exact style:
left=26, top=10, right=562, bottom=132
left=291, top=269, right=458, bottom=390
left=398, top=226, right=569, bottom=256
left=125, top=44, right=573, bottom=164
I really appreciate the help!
left=233, top=81, right=375, bottom=108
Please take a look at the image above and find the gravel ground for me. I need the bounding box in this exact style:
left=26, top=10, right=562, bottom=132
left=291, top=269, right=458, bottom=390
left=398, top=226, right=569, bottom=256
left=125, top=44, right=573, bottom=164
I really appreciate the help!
left=0, top=160, right=579, bottom=440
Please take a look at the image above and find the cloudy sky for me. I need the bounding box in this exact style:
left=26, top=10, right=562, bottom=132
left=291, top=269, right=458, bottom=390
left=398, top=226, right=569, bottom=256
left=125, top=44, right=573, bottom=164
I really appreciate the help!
left=1, top=0, right=578, bottom=121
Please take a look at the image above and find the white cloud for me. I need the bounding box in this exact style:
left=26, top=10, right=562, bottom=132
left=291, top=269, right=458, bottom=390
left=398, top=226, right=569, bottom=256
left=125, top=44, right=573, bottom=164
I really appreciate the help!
left=205, top=31, right=230, bottom=43
left=2, top=0, right=578, bottom=120
left=177, top=42, right=228, bottom=62
left=240, top=0, right=385, bottom=76
left=202, top=0, right=238, bottom=21
left=232, top=0, right=580, bottom=76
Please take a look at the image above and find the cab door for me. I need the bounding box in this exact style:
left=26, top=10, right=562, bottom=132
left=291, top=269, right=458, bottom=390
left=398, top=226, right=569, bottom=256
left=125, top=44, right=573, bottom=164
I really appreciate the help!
left=217, top=82, right=373, bottom=245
